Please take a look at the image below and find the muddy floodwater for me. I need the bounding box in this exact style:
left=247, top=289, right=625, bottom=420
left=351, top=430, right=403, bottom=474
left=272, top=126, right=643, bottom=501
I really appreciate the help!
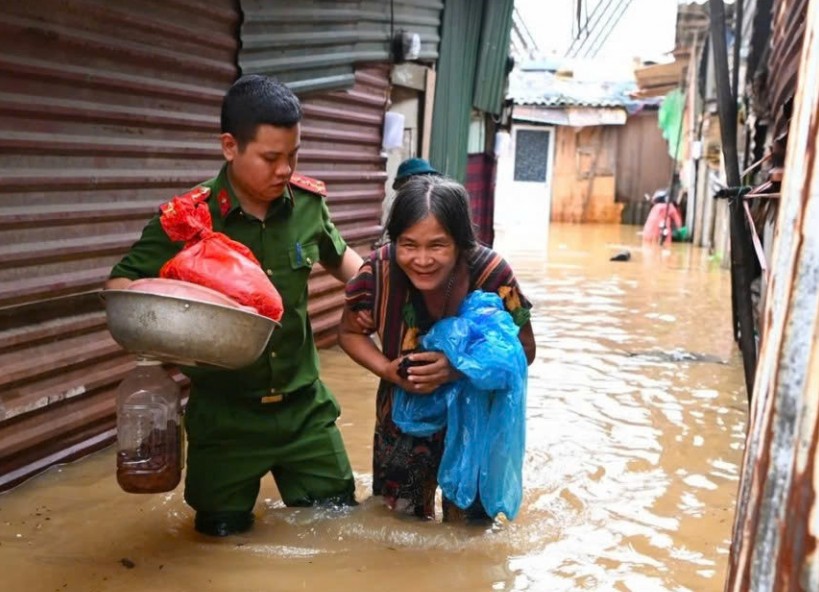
left=0, top=224, right=747, bottom=592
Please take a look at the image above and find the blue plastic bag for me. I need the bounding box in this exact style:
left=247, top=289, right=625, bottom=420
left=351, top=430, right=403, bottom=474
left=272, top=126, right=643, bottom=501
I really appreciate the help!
left=391, top=380, right=449, bottom=437
left=391, top=291, right=528, bottom=520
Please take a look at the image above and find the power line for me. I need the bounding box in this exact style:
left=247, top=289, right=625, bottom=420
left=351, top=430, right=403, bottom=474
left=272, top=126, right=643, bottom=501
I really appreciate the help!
left=582, top=0, right=634, bottom=59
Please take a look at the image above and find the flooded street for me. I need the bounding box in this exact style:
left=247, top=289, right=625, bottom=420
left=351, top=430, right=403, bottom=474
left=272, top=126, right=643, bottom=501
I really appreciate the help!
left=0, top=223, right=747, bottom=592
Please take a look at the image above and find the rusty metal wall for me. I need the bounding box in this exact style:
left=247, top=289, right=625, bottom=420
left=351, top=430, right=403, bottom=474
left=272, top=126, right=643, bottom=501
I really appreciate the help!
left=614, top=110, right=675, bottom=205
left=238, top=0, right=442, bottom=93
left=0, top=0, right=239, bottom=491
left=767, top=0, right=809, bottom=142
left=301, top=64, right=390, bottom=347
left=725, top=0, right=819, bottom=587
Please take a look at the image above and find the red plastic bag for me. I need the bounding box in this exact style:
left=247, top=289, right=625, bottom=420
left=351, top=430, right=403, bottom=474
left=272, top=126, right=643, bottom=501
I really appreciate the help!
left=157, top=191, right=284, bottom=322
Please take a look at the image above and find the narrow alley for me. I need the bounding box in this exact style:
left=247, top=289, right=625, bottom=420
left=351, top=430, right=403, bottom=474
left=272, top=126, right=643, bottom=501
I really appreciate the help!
left=0, top=224, right=746, bottom=592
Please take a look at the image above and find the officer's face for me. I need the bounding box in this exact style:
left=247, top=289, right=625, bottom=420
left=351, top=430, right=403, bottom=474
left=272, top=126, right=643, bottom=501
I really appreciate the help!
left=221, top=124, right=300, bottom=202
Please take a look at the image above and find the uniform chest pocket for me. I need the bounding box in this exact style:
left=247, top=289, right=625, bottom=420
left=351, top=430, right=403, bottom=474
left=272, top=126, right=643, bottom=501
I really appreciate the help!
left=288, top=241, right=320, bottom=270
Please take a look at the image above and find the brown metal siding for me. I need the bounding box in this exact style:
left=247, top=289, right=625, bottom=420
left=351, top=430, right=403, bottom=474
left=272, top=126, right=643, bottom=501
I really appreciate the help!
left=767, top=0, right=808, bottom=141
left=725, top=0, right=819, bottom=585
left=301, top=64, right=390, bottom=347
left=0, top=0, right=239, bottom=491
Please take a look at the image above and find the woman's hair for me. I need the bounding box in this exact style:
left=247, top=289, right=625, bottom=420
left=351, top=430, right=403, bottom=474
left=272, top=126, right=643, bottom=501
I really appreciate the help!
left=385, top=175, right=478, bottom=253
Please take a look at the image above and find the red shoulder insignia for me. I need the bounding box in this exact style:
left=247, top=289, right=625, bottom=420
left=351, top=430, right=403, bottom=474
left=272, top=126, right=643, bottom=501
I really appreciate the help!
left=179, top=186, right=211, bottom=203
left=216, top=189, right=231, bottom=217
left=289, top=173, right=327, bottom=197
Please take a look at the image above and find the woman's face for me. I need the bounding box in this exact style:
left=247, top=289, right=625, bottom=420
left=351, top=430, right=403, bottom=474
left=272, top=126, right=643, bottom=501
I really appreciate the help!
left=395, top=214, right=458, bottom=292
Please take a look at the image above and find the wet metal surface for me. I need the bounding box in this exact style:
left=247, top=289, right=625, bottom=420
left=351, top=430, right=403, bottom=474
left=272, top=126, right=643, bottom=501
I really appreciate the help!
left=0, top=224, right=746, bottom=592
left=726, top=3, right=819, bottom=587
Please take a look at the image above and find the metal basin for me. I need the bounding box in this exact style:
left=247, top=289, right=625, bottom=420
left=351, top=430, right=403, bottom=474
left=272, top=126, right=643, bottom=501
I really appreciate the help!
left=101, top=289, right=278, bottom=369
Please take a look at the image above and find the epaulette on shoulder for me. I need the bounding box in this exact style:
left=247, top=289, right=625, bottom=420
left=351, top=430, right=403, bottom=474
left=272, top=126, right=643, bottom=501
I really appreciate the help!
left=289, top=173, right=327, bottom=197
left=180, top=185, right=211, bottom=203
left=158, top=185, right=211, bottom=214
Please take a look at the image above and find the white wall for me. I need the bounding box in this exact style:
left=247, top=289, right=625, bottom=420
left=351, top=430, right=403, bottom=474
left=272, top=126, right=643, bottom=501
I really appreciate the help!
left=382, top=87, right=421, bottom=225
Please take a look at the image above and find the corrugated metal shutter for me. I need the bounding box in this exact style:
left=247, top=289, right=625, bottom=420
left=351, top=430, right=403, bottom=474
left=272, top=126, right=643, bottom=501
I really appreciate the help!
left=429, top=0, right=484, bottom=182
left=238, top=0, right=442, bottom=94
left=472, top=0, right=514, bottom=115
left=300, top=64, right=390, bottom=347
left=0, top=0, right=239, bottom=491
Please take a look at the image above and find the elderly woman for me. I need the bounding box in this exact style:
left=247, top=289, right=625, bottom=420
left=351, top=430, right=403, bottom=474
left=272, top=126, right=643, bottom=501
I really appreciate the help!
left=338, top=175, right=536, bottom=521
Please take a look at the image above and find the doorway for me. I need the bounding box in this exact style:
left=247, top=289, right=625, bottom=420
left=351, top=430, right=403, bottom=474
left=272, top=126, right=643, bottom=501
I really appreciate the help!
left=494, top=123, right=555, bottom=251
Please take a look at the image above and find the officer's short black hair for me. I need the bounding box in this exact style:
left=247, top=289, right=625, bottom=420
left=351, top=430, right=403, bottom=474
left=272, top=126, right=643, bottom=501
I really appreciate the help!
left=221, top=75, right=302, bottom=148
left=386, top=175, right=478, bottom=255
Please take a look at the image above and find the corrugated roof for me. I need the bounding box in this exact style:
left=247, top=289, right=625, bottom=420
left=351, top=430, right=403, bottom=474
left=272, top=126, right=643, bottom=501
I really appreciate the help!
left=508, top=63, right=663, bottom=112
left=516, top=95, right=627, bottom=107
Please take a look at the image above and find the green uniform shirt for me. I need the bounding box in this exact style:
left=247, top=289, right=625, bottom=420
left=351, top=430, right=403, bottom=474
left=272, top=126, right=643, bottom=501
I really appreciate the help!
left=110, top=165, right=347, bottom=399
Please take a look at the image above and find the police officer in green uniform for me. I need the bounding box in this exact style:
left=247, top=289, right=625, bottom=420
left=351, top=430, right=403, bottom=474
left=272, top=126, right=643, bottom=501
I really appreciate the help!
left=106, top=75, right=363, bottom=537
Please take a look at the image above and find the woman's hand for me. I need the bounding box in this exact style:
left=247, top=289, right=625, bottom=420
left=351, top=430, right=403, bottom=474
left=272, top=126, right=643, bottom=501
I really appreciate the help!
left=382, top=357, right=426, bottom=393
left=399, top=351, right=460, bottom=394
left=350, top=310, right=375, bottom=335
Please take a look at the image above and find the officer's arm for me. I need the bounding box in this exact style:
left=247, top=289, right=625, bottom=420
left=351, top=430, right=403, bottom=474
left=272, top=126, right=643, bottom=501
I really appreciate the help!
left=316, top=198, right=363, bottom=284
left=106, top=215, right=182, bottom=287
left=324, top=247, right=363, bottom=284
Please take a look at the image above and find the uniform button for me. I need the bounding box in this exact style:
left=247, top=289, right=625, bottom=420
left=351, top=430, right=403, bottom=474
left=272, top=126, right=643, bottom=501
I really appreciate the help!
left=261, top=223, right=266, bottom=229
left=266, top=269, right=273, bottom=276
left=270, top=388, right=277, bottom=394
left=305, top=257, right=312, bottom=265
left=270, top=351, right=277, bottom=358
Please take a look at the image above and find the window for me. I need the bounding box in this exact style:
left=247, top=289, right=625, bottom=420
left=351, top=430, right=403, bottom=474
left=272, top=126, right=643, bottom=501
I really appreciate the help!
left=513, top=129, right=550, bottom=182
